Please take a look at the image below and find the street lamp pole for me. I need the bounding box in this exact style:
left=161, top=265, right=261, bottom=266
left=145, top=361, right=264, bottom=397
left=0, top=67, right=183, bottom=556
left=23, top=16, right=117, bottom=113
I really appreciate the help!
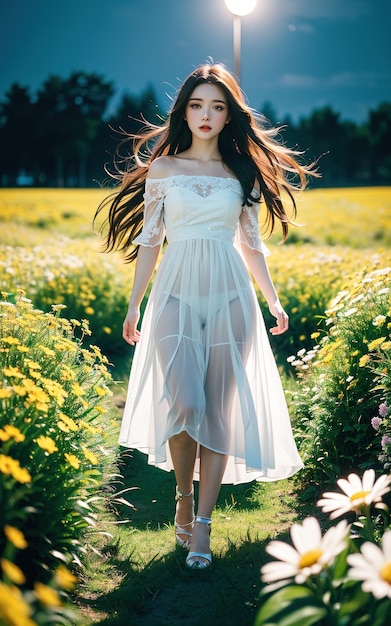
left=233, top=13, right=241, bottom=80
left=224, top=0, right=257, bottom=84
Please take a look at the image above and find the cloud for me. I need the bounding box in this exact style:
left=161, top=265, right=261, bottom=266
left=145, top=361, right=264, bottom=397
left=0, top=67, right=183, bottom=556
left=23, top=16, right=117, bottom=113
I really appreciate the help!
left=287, top=23, right=315, bottom=33
left=279, top=74, right=318, bottom=88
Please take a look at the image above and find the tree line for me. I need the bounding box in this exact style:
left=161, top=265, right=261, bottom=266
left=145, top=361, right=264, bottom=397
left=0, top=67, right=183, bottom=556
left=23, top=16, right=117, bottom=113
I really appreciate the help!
left=1, top=71, right=390, bottom=188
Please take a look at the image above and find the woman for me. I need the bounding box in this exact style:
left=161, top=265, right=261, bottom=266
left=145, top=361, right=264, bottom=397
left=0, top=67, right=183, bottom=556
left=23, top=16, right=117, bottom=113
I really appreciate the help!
left=95, top=63, right=316, bottom=570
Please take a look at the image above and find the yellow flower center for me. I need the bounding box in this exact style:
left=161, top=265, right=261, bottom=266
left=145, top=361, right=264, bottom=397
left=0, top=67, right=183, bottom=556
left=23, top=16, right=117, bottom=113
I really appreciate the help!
left=380, top=562, right=391, bottom=584
left=298, top=549, right=323, bottom=569
left=350, top=490, right=370, bottom=502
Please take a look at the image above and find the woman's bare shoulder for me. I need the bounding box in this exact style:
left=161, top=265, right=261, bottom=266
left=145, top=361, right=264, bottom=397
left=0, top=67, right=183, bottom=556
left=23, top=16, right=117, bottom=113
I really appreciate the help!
left=147, top=156, right=177, bottom=179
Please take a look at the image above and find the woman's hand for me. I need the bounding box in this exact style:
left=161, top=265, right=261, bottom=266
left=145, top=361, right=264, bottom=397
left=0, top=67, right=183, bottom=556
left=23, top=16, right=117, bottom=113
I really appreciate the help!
left=268, top=300, right=289, bottom=335
left=122, top=307, right=141, bottom=345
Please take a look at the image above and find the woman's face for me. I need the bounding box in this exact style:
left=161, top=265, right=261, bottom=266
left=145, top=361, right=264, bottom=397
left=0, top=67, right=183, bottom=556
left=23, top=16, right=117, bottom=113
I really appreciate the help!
left=185, top=83, right=229, bottom=141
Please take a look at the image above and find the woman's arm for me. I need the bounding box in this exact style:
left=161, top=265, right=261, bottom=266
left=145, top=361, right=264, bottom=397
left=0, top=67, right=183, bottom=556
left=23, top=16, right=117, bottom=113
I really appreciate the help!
left=123, top=245, right=161, bottom=345
left=241, top=244, right=289, bottom=335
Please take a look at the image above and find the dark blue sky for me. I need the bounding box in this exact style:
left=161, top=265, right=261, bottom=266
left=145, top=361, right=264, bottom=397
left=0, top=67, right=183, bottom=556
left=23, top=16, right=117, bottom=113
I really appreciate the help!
left=1, top=0, right=390, bottom=123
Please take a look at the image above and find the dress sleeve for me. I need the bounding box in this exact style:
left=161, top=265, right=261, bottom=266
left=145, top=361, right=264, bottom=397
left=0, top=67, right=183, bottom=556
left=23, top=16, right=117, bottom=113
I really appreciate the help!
left=237, top=199, right=270, bottom=256
left=132, top=178, right=166, bottom=247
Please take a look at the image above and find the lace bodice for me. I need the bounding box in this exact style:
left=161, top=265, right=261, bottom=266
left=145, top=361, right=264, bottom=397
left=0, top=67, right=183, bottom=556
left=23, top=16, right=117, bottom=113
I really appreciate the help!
left=133, top=175, right=269, bottom=255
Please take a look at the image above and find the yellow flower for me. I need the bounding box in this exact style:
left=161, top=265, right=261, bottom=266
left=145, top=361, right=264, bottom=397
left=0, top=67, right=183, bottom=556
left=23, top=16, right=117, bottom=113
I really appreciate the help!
left=4, top=424, right=25, bottom=442
left=14, top=466, right=32, bottom=484
left=60, top=366, right=76, bottom=381
left=54, top=564, right=78, bottom=591
left=359, top=354, right=370, bottom=367
left=85, top=306, right=95, bottom=315
left=34, top=582, right=62, bottom=607
left=64, top=453, right=80, bottom=469
left=368, top=337, right=387, bottom=351
left=2, top=337, right=20, bottom=345
left=1, top=558, right=26, bottom=585
left=42, top=378, right=67, bottom=406
left=0, top=454, right=31, bottom=483
left=82, top=446, right=99, bottom=465
left=16, top=345, right=29, bottom=353
left=71, top=382, right=85, bottom=396
left=36, top=436, right=58, bottom=454
left=28, top=369, right=42, bottom=380
left=103, top=326, right=112, bottom=334
left=4, top=526, right=28, bottom=549
left=94, top=385, right=111, bottom=397
left=12, top=384, right=27, bottom=396
left=57, top=420, right=69, bottom=432
left=3, top=366, right=24, bottom=378
left=51, top=303, right=67, bottom=312
left=80, top=420, right=98, bottom=434
left=59, top=413, right=78, bottom=431
left=0, top=387, right=13, bottom=398
left=25, top=359, right=41, bottom=371
left=0, top=582, right=37, bottom=626
left=41, top=346, right=55, bottom=357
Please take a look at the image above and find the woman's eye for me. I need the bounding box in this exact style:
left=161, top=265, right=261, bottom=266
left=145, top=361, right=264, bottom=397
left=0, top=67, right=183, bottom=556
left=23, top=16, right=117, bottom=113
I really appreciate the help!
left=190, top=104, right=200, bottom=109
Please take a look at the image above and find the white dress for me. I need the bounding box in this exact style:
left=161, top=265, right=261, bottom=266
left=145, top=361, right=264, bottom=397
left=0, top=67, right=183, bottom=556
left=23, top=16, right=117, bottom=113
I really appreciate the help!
left=119, top=175, right=303, bottom=484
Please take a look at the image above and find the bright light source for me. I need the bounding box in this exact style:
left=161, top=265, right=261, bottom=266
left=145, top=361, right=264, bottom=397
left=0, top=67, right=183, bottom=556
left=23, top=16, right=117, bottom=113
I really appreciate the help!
left=224, top=0, right=257, bottom=17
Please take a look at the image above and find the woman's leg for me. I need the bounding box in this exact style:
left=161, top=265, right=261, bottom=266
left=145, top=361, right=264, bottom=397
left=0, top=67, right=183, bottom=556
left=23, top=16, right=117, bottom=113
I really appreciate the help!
left=169, top=432, right=197, bottom=544
left=188, top=446, right=228, bottom=559
left=189, top=297, right=249, bottom=563
left=155, top=297, right=203, bottom=543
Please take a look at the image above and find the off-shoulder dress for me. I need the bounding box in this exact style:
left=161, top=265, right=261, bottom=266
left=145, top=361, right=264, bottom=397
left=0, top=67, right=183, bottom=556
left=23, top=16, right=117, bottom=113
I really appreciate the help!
left=119, top=175, right=303, bottom=484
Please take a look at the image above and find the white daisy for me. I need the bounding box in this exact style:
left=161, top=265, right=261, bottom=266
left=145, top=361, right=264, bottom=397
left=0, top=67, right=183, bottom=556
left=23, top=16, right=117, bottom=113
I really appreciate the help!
left=317, top=469, right=391, bottom=519
left=261, top=516, right=348, bottom=585
left=347, top=530, right=391, bottom=598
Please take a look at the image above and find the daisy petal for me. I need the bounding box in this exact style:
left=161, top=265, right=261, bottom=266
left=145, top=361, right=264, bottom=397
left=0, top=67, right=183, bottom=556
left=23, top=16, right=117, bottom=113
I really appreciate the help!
left=361, top=469, right=376, bottom=491
left=266, top=541, right=299, bottom=565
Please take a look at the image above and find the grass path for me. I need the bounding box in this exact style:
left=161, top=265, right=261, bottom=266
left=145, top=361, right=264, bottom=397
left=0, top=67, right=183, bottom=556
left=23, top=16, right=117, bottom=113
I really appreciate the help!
left=77, top=440, right=315, bottom=626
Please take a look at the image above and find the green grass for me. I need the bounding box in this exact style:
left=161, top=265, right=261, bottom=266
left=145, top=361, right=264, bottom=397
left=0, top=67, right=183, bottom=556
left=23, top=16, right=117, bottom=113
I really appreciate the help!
left=76, top=369, right=314, bottom=626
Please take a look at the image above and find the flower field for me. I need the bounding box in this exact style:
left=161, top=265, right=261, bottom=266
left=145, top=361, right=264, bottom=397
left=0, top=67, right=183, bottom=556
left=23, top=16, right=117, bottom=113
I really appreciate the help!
left=0, top=186, right=390, bottom=624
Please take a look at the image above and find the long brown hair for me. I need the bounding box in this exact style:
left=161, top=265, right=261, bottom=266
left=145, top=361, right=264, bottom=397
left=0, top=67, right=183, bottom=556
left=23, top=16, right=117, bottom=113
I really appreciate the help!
left=94, top=63, right=317, bottom=262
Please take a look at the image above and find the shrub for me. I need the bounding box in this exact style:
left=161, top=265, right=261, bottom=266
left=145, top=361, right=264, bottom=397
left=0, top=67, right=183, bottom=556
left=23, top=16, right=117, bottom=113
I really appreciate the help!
left=0, top=292, right=115, bottom=624
left=289, top=263, right=391, bottom=490
left=367, top=319, right=391, bottom=471
left=256, top=246, right=388, bottom=370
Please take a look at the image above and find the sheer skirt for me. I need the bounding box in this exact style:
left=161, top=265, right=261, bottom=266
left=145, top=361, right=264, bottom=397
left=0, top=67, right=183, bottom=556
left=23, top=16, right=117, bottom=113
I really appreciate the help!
left=119, top=238, right=303, bottom=484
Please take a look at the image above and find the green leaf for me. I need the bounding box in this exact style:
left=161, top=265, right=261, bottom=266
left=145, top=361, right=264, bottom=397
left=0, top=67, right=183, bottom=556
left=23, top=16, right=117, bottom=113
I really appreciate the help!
left=337, top=582, right=370, bottom=616
left=373, top=599, right=391, bottom=626
left=255, top=585, right=328, bottom=626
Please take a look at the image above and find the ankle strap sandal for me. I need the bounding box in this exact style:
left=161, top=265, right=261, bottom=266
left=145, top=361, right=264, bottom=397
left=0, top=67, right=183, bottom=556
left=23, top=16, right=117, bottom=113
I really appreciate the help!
left=174, top=485, right=194, bottom=549
left=185, top=516, right=212, bottom=569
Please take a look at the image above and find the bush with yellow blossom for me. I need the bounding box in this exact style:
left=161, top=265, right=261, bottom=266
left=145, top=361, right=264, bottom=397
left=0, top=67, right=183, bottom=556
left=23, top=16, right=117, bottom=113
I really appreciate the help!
left=0, top=292, right=114, bottom=625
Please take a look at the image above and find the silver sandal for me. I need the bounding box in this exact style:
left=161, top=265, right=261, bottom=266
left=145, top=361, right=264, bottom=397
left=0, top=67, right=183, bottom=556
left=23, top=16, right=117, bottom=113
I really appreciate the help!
left=174, top=485, right=194, bottom=549
left=185, top=516, right=212, bottom=569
